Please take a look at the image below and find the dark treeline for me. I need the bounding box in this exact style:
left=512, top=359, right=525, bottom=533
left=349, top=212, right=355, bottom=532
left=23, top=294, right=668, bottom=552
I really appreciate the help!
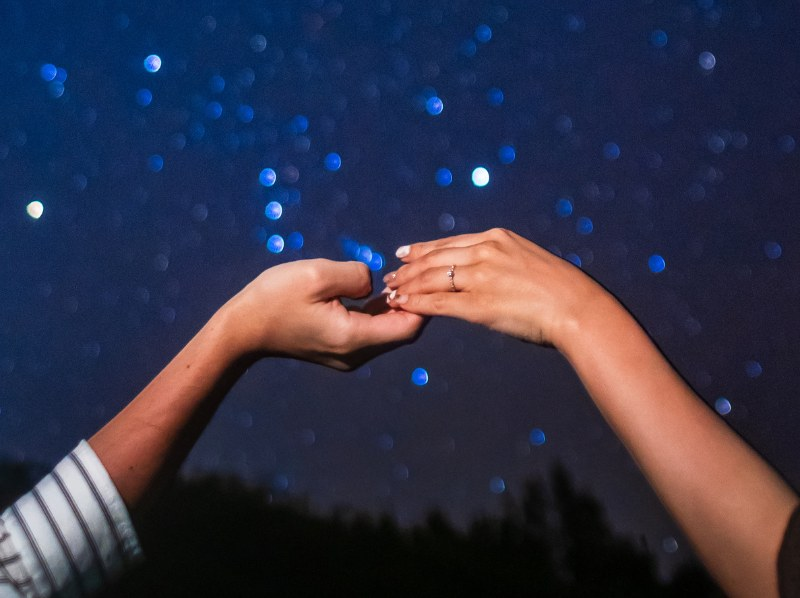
left=1, top=461, right=722, bottom=597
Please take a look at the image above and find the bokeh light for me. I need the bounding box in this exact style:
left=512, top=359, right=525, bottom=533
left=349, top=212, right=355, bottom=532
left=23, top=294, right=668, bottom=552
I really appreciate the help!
left=267, top=234, right=285, bottom=253
left=714, top=397, right=732, bottom=416
left=489, top=477, right=506, bottom=494
left=471, top=167, right=490, bottom=187
left=425, top=96, right=444, bottom=115
left=435, top=168, right=453, bottom=187
left=39, top=63, right=57, bottom=81
left=603, top=142, right=621, bottom=160
left=745, top=360, right=763, bottom=378
left=147, top=155, right=164, bottom=172
left=487, top=87, right=504, bottom=106
left=764, top=241, right=782, bottom=259
left=498, top=145, right=516, bottom=164
left=650, top=29, right=668, bottom=48
left=26, top=200, right=44, bottom=220
left=698, top=51, right=716, bottom=71
left=259, top=168, right=277, bottom=187
left=475, top=24, right=492, bottom=43
left=265, top=201, right=283, bottom=220
left=136, top=88, right=153, bottom=107
left=556, top=198, right=573, bottom=217
left=324, top=152, right=342, bottom=171
left=411, top=367, right=429, bottom=386
left=143, top=54, right=162, bottom=72
left=648, top=254, right=666, bottom=273
left=286, top=232, right=304, bottom=250
left=529, top=428, right=546, bottom=446
left=576, top=216, right=594, bottom=235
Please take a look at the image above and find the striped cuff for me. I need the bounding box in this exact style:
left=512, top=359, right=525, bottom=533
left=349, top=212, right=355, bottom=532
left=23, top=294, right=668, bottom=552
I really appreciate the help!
left=0, top=441, right=142, bottom=597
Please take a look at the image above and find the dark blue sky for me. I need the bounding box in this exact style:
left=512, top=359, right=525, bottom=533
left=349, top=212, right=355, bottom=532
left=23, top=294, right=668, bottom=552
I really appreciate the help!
left=2, top=0, right=799, bottom=571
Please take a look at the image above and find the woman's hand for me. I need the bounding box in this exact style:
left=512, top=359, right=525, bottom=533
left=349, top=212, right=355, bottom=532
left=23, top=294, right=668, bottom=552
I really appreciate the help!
left=220, top=259, right=425, bottom=370
left=384, top=228, right=608, bottom=349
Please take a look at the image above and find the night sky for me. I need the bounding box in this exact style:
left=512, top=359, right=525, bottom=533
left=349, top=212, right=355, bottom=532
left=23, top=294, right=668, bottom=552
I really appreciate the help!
left=2, top=0, right=799, bottom=572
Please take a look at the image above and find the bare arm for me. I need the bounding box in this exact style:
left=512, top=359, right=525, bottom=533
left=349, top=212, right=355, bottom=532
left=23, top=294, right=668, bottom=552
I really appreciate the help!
left=385, top=227, right=798, bottom=598
left=90, top=259, right=424, bottom=514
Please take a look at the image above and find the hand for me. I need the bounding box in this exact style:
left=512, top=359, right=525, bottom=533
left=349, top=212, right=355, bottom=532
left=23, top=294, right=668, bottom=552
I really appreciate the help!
left=384, top=228, right=608, bottom=348
left=220, top=259, right=425, bottom=370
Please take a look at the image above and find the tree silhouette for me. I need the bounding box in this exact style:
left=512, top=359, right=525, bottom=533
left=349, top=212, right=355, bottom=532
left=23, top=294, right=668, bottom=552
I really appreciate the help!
left=0, top=459, right=722, bottom=597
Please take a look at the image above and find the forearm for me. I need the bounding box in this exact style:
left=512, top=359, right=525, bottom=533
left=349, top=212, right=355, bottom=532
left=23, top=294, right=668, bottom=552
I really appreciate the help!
left=558, top=290, right=798, bottom=597
left=88, top=307, right=249, bottom=514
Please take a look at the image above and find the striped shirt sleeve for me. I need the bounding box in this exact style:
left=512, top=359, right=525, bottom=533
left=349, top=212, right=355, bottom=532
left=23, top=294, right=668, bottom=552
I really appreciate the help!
left=0, top=441, right=143, bottom=597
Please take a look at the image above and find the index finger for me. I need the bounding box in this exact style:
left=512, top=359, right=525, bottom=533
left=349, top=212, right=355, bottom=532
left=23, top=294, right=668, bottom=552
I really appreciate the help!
left=395, top=231, right=489, bottom=262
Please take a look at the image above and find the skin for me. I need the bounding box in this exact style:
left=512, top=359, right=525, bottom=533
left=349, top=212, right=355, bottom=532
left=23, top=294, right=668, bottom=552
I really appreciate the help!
left=89, top=259, right=424, bottom=514
left=384, top=227, right=798, bottom=598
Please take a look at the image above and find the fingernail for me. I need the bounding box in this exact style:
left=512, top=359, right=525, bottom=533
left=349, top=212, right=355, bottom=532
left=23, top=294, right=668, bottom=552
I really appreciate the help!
left=380, top=286, right=391, bottom=294
left=394, top=294, right=408, bottom=305
left=388, top=289, right=397, bottom=300
left=382, top=271, right=397, bottom=283
left=395, top=245, right=410, bottom=258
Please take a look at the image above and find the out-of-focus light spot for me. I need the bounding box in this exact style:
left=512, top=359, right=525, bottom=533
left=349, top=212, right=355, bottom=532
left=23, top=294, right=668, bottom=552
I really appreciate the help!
left=698, top=51, right=716, bottom=70
left=191, top=203, right=208, bottom=222
left=555, top=114, right=573, bottom=134
left=745, top=360, right=762, bottom=378
left=324, top=152, right=342, bottom=171
left=287, top=232, right=304, bottom=250
left=576, top=216, right=593, bottom=235
left=342, top=238, right=359, bottom=259
left=205, top=101, right=223, bottom=119
left=565, top=253, right=582, bottom=267
left=460, top=39, right=477, bottom=57
left=291, top=114, right=309, bottom=134
left=779, top=135, right=796, bottom=153
left=732, top=131, right=749, bottom=149
left=250, top=34, right=267, bottom=52
left=136, top=88, right=153, bottom=107
left=475, top=24, right=492, bottom=42
left=55, top=68, right=68, bottom=83
left=565, top=14, right=586, bottom=32
left=650, top=29, right=668, bottom=47
left=529, top=428, right=546, bottom=446
left=556, top=198, right=573, bottom=217
left=259, top=168, right=277, bottom=187
left=487, top=87, right=504, bottom=106
left=153, top=253, right=169, bottom=271
left=148, top=155, right=164, bottom=172
left=425, top=96, right=444, bottom=115
left=267, top=234, right=285, bottom=253
left=411, top=367, right=429, bottom=386
left=489, top=477, right=506, bottom=494
left=393, top=464, right=410, bottom=481
left=436, top=167, right=453, bottom=187
left=471, top=166, right=490, bottom=187
left=603, top=142, right=621, bottom=160
left=498, top=145, right=516, bottom=164
left=265, top=201, right=283, bottom=220
left=648, top=254, right=666, bottom=273
left=48, top=82, right=65, bottom=98
left=662, top=537, right=679, bottom=554
left=438, top=213, right=455, bottom=232
left=378, top=433, right=394, bottom=451
left=160, top=307, right=176, bottom=324
left=237, top=104, right=254, bottom=123
left=40, top=63, right=57, bottom=81
left=144, top=54, right=162, bottom=73
left=357, top=245, right=373, bottom=264
left=26, top=200, right=44, bottom=220
left=272, top=474, right=289, bottom=491
left=190, top=122, right=205, bottom=141
left=764, top=241, right=782, bottom=259
left=369, top=252, right=385, bottom=271
left=714, top=397, right=732, bottom=415
left=209, top=75, right=225, bottom=93
left=707, top=133, right=725, bottom=153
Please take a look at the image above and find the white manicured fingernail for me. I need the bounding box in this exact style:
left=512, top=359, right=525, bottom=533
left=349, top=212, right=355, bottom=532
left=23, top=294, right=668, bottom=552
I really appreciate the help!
left=388, top=289, right=397, bottom=300
left=395, top=245, right=410, bottom=258
left=380, top=286, right=391, bottom=294
left=394, top=294, right=408, bottom=305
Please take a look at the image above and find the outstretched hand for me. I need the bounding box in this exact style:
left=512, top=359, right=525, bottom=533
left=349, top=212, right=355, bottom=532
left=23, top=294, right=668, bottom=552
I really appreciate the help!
left=384, top=228, right=608, bottom=349
left=221, top=259, right=425, bottom=370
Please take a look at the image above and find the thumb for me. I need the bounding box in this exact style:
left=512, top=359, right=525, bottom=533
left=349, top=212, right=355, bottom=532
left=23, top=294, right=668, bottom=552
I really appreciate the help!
left=311, top=259, right=373, bottom=300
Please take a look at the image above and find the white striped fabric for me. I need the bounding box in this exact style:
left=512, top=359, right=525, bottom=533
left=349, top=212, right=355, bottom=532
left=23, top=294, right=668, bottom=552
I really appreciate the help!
left=0, top=441, right=142, bottom=597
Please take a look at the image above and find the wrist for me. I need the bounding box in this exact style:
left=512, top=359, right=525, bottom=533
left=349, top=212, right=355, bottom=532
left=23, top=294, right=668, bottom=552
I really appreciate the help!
left=553, top=284, right=624, bottom=359
left=206, top=301, right=261, bottom=367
